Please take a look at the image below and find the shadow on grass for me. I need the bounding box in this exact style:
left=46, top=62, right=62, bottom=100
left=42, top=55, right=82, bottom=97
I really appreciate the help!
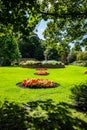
left=0, top=99, right=87, bottom=130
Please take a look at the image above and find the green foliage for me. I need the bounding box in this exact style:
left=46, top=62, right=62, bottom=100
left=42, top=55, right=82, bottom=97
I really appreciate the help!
left=44, top=46, right=59, bottom=61
left=67, top=51, right=77, bottom=63
left=72, top=43, right=82, bottom=51
left=77, top=52, right=83, bottom=61
left=20, top=60, right=41, bottom=66
left=71, top=82, right=87, bottom=111
left=0, top=35, right=21, bottom=66
left=72, top=60, right=87, bottom=67
left=20, top=60, right=64, bottom=68
left=41, top=0, right=87, bottom=52
left=0, top=0, right=40, bottom=36
left=77, top=52, right=87, bottom=61
left=19, top=34, right=44, bottom=60
left=42, top=60, right=64, bottom=65
left=0, top=100, right=87, bottom=130
left=68, top=51, right=87, bottom=66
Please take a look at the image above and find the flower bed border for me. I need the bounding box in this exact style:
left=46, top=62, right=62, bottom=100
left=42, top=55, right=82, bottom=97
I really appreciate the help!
left=17, top=82, right=58, bottom=89
left=21, top=64, right=65, bottom=68
left=16, top=78, right=59, bottom=89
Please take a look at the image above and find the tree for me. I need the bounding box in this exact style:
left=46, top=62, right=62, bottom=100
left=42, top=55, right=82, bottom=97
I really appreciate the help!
left=72, top=42, right=82, bottom=51
left=19, top=34, right=44, bottom=60
left=0, top=35, right=21, bottom=66
left=0, top=0, right=41, bottom=37
left=77, top=51, right=87, bottom=61
left=0, top=0, right=87, bottom=40
left=44, top=46, right=59, bottom=61
left=1, top=0, right=87, bottom=52
left=57, top=42, right=70, bottom=63
left=67, top=51, right=77, bottom=63
left=41, top=0, right=87, bottom=50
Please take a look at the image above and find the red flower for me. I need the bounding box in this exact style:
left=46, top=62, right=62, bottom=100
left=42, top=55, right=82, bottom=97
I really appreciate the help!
left=34, top=71, right=49, bottom=75
left=22, top=78, right=57, bottom=88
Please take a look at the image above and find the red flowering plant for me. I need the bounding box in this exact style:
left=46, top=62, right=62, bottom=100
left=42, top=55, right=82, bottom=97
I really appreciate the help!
left=36, top=68, right=47, bottom=70
left=35, top=68, right=49, bottom=75
left=22, top=78, right=57, bottom=88
left=34, top=71, right=49, bottom=75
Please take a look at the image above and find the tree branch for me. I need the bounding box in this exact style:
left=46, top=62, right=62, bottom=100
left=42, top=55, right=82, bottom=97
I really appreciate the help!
left=39, top=11, right=87, bottom=18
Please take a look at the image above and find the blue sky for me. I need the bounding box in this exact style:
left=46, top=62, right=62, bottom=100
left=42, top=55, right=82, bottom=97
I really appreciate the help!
left=34, top=20, right=49, bottom=40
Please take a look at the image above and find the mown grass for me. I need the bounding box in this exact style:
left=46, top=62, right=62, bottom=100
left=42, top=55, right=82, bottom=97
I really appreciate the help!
left=0, top=65, right=87, bottom=129
left=0, top=65, right=87, bottom=103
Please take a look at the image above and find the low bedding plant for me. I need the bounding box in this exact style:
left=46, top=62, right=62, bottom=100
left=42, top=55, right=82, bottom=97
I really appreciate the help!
left=20, top=60, right=65, bottom=68
left=34, top=71, right=49, bottom=75
left=22, top=78, right=57, bottom=88
left=34, top=68, right=49, bottom=75
left=36, top=68, right=47, bottom=70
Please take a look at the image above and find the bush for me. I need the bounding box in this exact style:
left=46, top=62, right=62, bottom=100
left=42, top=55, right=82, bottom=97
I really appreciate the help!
left=71, top=82, right=87, bottom=111
left=42, top=60, right=63, bottom=65
left=20, top=60, right=41, bottom=66
left=77, top=51, right=87, bottom=61
left=72, top=60, right=87, bottom=67
left=0, top=35, right=21, bottom=66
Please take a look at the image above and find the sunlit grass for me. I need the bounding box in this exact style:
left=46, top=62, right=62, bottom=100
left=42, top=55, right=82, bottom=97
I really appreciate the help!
left=0, top=65, right=87, bottom=104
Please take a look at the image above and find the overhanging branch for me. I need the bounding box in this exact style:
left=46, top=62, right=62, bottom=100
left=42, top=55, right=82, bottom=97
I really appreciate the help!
left=39, top=10, right=87, bottom=18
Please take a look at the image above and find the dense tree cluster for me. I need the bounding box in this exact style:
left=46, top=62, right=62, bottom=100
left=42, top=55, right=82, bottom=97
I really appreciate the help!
left=0, top=0, right=87, bottom=65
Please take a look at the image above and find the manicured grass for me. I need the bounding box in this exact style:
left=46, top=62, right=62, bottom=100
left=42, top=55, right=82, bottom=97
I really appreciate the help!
left=0, top=65, right=87, bottom=129
left=0, top=65, right=87, bottom=103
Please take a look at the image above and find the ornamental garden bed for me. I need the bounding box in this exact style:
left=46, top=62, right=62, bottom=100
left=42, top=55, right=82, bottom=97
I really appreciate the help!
left=20, top=60, right=65, bottom=68
left=17, top=78, right=59, bottom=88
left=21, top=64, right=65, bottom=68
left=34, top=71, right=49, bottom=75
left=34, top=68, right=49, bottom=75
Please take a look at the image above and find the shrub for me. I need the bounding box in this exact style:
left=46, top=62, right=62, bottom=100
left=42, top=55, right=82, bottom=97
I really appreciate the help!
left=20, top=60, right=41, bottom=66
left=77, top=51, right=87, bottom=61
left=0, top=35, right=21, bottom=66
left=42, top=60, right=63, bottom=65
left=71, top=82, right=87, bottom=111
left=72, top=60, right=87, bottom=67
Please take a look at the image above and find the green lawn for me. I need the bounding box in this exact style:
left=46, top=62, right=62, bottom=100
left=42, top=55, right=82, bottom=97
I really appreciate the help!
left=0, top=65, right=87, bottom=129
left=0, top=65, right=87, bottom=103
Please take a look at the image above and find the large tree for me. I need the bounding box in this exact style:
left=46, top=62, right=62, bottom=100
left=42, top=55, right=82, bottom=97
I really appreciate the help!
left=0, top=0, right=87, bottom=39
left=19, top=33, right=45, bottom=60
left=0, top=0, right=41, bottom=37
left=40, top=0, right=87, bottom=50
left=0, top=35, right=21, bottom=66
left=0, top=0, right=87, bottom=52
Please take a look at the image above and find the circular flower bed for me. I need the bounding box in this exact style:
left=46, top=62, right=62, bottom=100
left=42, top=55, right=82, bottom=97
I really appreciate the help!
left=34, top=71, right=49, bottom=75
left=36, top=68, right=47, bottom=70
left=17, top=78, right=58, bottom=88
